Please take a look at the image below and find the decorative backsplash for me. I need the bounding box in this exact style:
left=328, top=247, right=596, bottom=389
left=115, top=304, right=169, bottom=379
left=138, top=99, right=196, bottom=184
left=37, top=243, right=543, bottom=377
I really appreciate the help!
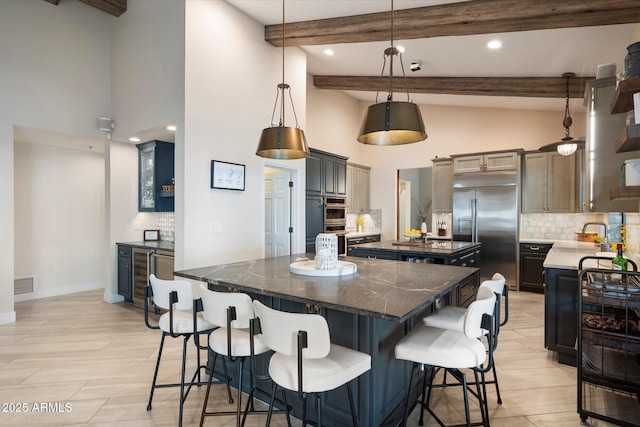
left=347, top=209, right=382, bottom=233
left=520, top=212, right=640, bottom=256
left=156, top=212, right=175, bottom=242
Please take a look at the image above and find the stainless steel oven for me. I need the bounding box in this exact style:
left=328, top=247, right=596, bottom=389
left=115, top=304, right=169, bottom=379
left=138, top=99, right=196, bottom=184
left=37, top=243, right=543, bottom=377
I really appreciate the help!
left=324, top=197, right=347, bottom=225
left=323, top=197, right=347, bottom=255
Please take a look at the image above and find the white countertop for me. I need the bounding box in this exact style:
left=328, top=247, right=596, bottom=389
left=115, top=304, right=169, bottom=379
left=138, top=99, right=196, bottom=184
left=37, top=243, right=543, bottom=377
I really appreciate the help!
left=542, top=241, right=606, bottom=270
left=345, top=231, right=381, bottom=238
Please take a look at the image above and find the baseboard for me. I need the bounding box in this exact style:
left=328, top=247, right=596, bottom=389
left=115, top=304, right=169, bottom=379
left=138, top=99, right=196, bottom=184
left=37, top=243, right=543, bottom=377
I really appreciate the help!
left=103, top=292, right=125, bottom=303
left=0, top=310, right=17, bottom=324
left=14, top=280, right=104, bottom=303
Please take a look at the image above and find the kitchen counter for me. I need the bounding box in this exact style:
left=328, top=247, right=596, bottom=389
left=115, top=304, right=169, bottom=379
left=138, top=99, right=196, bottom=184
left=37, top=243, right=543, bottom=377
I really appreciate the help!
left=353, top=240, right=479, bottom=255
left=542, top=241, right=602, bottom=270
left=345, top=231, right=380, bottom=238
left=116, top=240, right=175, bottom=252
left=175, top=253, right=477, bottom=322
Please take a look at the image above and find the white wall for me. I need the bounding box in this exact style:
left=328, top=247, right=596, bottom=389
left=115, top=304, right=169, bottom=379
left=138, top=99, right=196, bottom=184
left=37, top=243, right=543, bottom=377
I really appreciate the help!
left=0, top=0, right=112, bottom=322
left=14, top=143, right=105, bottom=300
left=182, top=0, right=307, bottom=269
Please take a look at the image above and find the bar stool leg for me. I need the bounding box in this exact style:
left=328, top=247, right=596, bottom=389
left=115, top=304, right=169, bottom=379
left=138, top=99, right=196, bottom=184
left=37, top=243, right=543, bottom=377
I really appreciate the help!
left=315, top=393, right=322, bottom=427
left=266, top=381, right=278, bottom=426
left=491, top=364, right=502, bottom=404
left=474, top=370, right=489, bottom=427
left=178, top=335, right=188, bottom=427
left=147, top=332, right=166, bottom=411
left=461, top=371, right=471, bottom=427
left=346, top=382, right=358, bottom=426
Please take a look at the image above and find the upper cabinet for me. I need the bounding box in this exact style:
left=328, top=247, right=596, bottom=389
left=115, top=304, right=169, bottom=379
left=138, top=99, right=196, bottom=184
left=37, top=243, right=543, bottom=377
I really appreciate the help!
left=306, top=148, right=347, bottom=197
left=432, top=158, right=453, bottom=213
left=347, top=163, right=370, bottom=213
left=137, top=140, right=175, bottom=212
left=522, top=151, right=577, bottom=213
left=452, top=151, right=519, bottom=174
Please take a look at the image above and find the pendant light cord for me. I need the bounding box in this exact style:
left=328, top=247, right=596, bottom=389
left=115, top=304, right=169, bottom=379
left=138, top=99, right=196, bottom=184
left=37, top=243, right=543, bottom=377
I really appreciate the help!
left=268, top=0, right=300, bottom=128
left=563, top=74, right=573, bottom=138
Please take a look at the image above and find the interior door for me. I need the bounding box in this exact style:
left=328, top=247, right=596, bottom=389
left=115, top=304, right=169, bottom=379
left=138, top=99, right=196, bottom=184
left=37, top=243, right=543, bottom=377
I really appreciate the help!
left=265, top=168, right=291, bottom=257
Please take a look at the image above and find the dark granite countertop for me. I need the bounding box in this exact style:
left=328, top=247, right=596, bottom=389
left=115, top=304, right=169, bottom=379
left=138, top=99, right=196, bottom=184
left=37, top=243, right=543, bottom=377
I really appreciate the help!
left=174, top=253, right=478, bottom=322
left=116, top=241, right=175, bottom=252
left=352, top=240, right=481, bottom=256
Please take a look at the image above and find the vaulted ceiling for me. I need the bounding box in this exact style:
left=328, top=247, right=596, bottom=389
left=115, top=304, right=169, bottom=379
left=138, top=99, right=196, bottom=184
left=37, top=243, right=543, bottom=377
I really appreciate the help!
left=43, top=0, right=640, bottom=110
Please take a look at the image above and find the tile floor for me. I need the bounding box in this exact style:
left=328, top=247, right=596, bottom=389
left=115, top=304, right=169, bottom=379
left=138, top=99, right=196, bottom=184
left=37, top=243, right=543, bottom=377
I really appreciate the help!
left=0, top=289, right=627, bottom=426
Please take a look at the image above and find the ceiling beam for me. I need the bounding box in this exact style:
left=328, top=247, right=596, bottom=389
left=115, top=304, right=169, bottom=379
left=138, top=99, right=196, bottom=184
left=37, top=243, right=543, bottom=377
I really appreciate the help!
left=312, top=75, right=594, bottom=98
left=78, top=0, right=126, bottom=17
left=266, top=0, right=640, bottom=47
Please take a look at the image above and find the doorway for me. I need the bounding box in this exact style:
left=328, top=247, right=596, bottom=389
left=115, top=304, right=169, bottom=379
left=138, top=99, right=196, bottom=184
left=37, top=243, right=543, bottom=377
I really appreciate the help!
left=264, top=166, right=293, bottom=257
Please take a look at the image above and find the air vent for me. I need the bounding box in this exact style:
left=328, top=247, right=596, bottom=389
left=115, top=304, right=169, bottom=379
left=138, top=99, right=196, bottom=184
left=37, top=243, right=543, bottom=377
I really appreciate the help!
left=14, top=277, right=34, bottom=295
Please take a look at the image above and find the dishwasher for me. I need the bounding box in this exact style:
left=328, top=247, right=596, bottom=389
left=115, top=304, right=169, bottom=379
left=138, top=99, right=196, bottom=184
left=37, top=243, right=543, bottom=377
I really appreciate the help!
left=519, top=242, right=552, bottom=293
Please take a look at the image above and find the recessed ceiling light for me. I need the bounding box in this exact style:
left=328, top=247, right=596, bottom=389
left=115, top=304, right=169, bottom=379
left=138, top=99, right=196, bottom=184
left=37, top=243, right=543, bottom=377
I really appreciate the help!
left=324, top=49, right=334, bottom=56
left=487, top=40, right=502, bottom=49
left=129, top=137, right=141, bottom=142
left=166, top=125, right=177, bottom=131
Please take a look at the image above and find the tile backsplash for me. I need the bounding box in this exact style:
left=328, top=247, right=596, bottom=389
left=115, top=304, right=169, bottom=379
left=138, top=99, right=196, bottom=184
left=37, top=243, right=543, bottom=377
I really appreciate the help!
left=347, top=209, right=381, bottom=233
left=520, top=212, right=640, bottom=256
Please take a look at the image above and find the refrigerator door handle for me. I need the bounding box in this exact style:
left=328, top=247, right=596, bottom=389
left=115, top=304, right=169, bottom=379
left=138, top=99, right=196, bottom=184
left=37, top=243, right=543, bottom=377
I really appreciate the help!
left=471, top=198, right=478, bottom=242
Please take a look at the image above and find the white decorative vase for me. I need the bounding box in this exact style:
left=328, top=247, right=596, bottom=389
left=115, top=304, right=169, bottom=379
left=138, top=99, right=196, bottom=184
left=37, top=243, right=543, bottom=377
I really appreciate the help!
left=420, top=222, right=427, bottom=234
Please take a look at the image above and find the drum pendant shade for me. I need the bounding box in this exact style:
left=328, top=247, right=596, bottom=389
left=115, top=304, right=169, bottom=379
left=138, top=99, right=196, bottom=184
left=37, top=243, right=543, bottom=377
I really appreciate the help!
left=256, top=126, right=309, bottom=159
left=357, top=100, right=427, bottom=145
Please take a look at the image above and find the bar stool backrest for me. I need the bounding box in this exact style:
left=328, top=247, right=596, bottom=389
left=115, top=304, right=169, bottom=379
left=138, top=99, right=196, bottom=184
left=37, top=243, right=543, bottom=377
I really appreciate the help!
left=463, top=286, right=496, bottom=339
left=481, top=273, right=506, bottom=296
left=199, top=285, right=254, bottom=329
left=149, top=274, right=193, bottom=311
left=252, top=300, right=331, bottom=359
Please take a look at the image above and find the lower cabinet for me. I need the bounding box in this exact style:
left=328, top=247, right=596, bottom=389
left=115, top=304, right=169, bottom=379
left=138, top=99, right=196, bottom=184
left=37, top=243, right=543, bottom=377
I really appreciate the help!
left=117, top=245, right=133, bottom=301
left=205, top=283, right=426, bottom=426
left=544, top=267, right=579, bottom=366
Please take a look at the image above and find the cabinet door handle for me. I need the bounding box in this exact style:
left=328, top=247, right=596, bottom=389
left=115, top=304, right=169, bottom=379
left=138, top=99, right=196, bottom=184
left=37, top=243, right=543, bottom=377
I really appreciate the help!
left=530, top=246, right=540, bottom=251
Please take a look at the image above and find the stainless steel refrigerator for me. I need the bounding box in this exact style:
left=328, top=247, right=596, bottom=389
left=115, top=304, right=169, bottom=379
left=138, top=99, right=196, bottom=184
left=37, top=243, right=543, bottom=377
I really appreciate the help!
left=452, top=170, right=519, bottom=287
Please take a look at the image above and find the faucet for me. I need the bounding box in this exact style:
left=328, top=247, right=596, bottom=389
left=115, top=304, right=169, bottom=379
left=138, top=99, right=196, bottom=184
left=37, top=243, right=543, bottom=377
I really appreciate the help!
left=582, top=222, right=608, bottom=241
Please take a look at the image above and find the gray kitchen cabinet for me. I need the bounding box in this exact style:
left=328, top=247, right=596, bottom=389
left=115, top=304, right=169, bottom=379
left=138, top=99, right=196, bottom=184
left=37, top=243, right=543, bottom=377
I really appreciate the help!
left=522, top=151, right=576, bottom=213
left=432, top=158, right=453, bottom=212
left=453, top=151, right=519, bottom=174
left=347, top=162, right=370, bottom=213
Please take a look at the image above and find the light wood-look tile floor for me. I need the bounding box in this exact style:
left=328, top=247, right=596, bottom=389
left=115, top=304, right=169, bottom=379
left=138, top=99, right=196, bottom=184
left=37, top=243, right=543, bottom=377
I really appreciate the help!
left=0, top=290, right=624, bottom=426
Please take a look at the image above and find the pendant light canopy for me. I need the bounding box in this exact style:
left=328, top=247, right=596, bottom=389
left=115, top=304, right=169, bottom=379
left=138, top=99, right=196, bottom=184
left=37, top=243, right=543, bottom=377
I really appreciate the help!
left=539, top=73, right=584, bottom=156
left=357, top=0, right=427, bottom=145
left=256, top=0, right=309, bottom=159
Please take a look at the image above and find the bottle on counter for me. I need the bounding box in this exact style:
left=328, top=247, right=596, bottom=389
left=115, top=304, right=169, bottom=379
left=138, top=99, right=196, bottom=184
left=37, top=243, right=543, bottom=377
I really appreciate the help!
left=611, top=243, right=627, bottom=281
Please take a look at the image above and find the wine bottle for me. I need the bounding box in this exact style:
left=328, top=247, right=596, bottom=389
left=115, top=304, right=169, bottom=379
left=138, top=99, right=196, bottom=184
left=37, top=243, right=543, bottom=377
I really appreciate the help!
left=611, top=243, right=627, bottom=281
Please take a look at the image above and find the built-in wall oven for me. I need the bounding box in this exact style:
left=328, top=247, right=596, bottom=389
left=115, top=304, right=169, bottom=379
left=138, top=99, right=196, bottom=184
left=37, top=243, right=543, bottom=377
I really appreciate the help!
left=323, top=197, right=347, bottom=255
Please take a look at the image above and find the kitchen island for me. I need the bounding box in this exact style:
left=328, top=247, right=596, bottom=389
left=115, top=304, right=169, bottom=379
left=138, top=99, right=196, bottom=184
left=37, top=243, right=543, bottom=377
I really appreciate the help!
left=175, top=253, right=479, bottom=426
left=543, top=241, right=610, bottom=366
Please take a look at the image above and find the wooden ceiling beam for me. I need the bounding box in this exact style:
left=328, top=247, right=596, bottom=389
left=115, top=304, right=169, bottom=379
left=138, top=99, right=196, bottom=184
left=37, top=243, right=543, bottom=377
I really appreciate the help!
left=78, top=0, right=126, bottom=17
left=312, top=75, right=594, bottom=98
left=266, top=0, right=640, bottom=47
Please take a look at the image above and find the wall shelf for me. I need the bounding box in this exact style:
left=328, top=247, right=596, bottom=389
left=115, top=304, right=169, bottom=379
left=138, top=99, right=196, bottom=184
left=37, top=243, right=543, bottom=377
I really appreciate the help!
left=615, top=123, right=640, bottom=152
left=610, top=185, right=640, bottom=200
left=610, top=77, right=640, bottom=114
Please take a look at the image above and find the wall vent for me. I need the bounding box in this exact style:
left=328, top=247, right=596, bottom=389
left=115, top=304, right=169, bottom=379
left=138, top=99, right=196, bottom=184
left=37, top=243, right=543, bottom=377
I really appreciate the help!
left=14, top=277, right=34, bottom=295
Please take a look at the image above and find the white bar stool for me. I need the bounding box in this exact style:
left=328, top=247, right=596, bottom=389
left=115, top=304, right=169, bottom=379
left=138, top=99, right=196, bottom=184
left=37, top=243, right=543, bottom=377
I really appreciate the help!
left=395, top=286, right=497, bottom=427
left=199, top=285, right=283, bottom=427
left=251, top=300, right=372, bottom=426
left=423, top=272, right=507, bottom=404
left=144, top=274, right=215, bottom=427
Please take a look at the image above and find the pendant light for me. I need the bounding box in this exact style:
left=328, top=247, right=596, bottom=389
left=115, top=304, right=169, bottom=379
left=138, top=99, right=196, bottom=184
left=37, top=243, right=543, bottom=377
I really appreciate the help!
left=256, top=0, right=309, bottom=159
left=539, top=73, right=584, bottom=156
left=357, top=0, right=427, bottom=145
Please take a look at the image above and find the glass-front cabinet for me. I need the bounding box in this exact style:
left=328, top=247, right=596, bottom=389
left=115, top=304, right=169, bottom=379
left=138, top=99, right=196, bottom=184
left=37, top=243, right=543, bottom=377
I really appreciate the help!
left=137, top=140, right=175, bottom=212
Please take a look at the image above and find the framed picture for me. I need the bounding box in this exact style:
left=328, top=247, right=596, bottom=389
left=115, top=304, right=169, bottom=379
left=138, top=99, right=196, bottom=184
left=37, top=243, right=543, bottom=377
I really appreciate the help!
left=143, top=229, right=160, bottom=241
left=211, top=160, right=245, bottom=191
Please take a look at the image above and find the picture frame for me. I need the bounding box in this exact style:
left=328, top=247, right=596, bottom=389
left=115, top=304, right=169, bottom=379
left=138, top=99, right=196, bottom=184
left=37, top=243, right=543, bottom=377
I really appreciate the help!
left=211, top=160, right=245, bottom=191
left=143, top=229, right=160, bottom=241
